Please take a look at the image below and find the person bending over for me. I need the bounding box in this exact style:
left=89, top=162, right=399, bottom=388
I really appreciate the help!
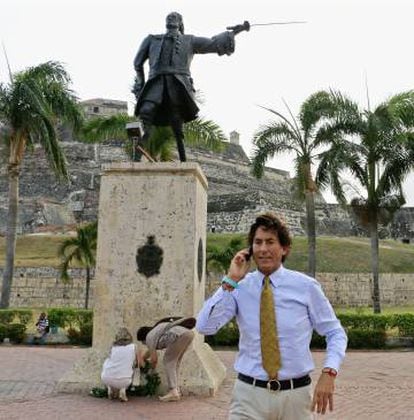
left=137, top=317, right=195, bottom=402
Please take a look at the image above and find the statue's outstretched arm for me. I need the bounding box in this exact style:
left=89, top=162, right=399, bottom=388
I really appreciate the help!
left=192, top=21, right=249, bottom=56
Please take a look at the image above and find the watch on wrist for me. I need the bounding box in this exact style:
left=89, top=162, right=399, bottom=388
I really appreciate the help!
left=322, top=367, right=338, bottom=377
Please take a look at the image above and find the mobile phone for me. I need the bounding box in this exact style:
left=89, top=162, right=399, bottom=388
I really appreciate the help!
left=245, top=246, right=253, bottom=261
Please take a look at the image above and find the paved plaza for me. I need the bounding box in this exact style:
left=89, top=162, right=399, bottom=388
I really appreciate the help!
left=0, top=346, right=413, bottom=419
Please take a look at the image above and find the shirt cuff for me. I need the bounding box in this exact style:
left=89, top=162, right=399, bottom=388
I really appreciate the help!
left=323, top=357, right=341, bottom=373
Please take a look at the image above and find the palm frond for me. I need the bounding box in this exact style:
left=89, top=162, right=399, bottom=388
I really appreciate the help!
left=258, top=105, right=299, bottom=138
left=3, top=61, right=81, bottom=179
left=253, top=121, right=299, bottom=149
left=18, top=61, right=71, bottom=85
left=251, top=122, right=299, bottom=178
left=326, top=89, right=361, bottom=122
left=37, top=116, right=69, bottom=180
left=377, top=147, right=413, bottom=196
left=315, top=145, right=347, bottom=204
left=58, top=240, right=82, bottom=280
left=206, top=237, right=244, bottom=273
left=58, top=221, right=97, bottom=280
left=282, top=98, right=302, bottom=141
left=80, top=113, right=132, bottom=143
left=146, top=126, right=175, bottom=160
left=299, top=90, right=336, bottom=134
left=386, top=90, right=414, bottom=128
left=183, top=118, right=226, bottom=151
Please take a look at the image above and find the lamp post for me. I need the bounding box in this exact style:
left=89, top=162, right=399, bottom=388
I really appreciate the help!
left=126, top=121, right=143, bottom=162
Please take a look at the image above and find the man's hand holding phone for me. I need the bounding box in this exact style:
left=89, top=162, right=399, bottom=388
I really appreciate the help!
left=222, top=248, right=252, bottom=291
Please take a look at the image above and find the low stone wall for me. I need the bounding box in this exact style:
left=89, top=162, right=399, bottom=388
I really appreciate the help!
left=207, top=272, right=414, bottom=307
left=1, top=267, right=414, bottom=308
left=317, top=273, right=414, bottom=307
left=0, top=267, right=95, bottom=308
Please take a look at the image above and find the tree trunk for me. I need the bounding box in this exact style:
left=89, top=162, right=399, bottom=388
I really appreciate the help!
left=305, top=190, right=317, bottom=278
left=369, top=215, right=381, bottom=313
left=1, top=165, right=20, bottom=308
left=85, top=266, right=91, bottom=309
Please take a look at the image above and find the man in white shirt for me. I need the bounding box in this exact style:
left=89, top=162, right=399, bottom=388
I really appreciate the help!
left=196, top=212, right=347, bottom=419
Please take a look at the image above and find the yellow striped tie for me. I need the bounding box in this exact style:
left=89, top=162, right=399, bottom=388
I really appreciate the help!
left=260, top=276, right=281, bottom=379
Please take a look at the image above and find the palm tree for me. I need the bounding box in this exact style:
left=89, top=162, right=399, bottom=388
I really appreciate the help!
left=315, top=90, right=414, bottom=313
left=58, top=221, right=97, bottom=309
left=206, top=237, right=245, bottom=274
left=0, top=61, right=82, bottom=308
left=251, top=94, right=338, bottom=278
left=80, top=114, right=227, bottom=161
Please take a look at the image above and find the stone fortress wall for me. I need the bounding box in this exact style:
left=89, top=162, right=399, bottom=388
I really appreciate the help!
left=1, top=137, right=414, bottom=239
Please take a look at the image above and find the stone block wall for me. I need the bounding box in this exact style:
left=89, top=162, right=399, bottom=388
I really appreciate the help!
left=206, top=272, right=414, bottom=307
left=207, top=191, right=355, bottom=236
left=317, top=273, right=414, bottom=307
left=0, top=267, right=95, bottom=308
left=2, top=267, right=414, bottom=308
left=0, top=141, right=129, bottom=234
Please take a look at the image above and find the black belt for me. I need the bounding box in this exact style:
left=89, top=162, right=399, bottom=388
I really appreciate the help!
left=238, top=373, right=311, bottom=392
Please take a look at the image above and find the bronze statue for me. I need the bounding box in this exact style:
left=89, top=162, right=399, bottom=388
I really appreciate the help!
left=132, top=12, right=249, bottom=161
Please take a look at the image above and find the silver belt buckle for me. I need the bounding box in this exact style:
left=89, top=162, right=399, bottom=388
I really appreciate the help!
left=267, top=379, right=281, bottom=392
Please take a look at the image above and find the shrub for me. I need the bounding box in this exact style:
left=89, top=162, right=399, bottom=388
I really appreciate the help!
left=48, top=308, right=77, bottom=328
left=65, top=309, right=93, bottom=345
left=346, top=328, right=387, bottom=349
left=0, top=324, right=7, bottom=342
left=391, top=314, right=414, bottom=337
left=129, top=361, right=161, bottom=396
left=337, top=314, right=391, bottom=331
left=205, top=320, right=239, bottom=346
left=74, top=310, right=93, bottom=327
left=67, top=322, right=93, bottom=346
left=0, top=310, right=16, bottom=325
left=6, top=323, right=27, bottom=343
left=311, top=332, right=326, bottom=349
left=15, top=310, right=33, bottom=326
left=0, top=310, right=32, bottom=327
left=202, top=313, right=401, bottom=350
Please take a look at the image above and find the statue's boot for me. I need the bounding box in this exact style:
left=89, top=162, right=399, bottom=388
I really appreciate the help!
left=171, top=119, right=186, bottom=162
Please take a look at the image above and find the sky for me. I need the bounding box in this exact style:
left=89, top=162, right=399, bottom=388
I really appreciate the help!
left=1, top=0, right=414, bottom=204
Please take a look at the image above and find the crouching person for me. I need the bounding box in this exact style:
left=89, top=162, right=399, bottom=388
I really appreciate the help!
left=137, top=317, right=196, bottom=402
left=101, top=327, right=140, bottom=402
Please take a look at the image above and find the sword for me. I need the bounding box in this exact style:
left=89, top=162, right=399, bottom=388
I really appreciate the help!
left=251, top=21, right=307, bottom=26
left=227, top=20, right=307, bottom=34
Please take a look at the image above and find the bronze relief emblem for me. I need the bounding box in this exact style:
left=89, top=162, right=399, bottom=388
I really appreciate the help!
left=136, top=235, right=163, bottom=277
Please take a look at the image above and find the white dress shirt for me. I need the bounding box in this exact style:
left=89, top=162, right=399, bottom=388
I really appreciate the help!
left=196, top=265, right=347, bottom=381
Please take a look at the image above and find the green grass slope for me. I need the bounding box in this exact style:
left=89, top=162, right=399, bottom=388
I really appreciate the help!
left=0, top=233, right=414, bottom=273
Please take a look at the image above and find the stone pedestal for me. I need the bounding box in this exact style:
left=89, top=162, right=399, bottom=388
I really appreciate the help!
left=58, top=162, right=226, bottom=395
